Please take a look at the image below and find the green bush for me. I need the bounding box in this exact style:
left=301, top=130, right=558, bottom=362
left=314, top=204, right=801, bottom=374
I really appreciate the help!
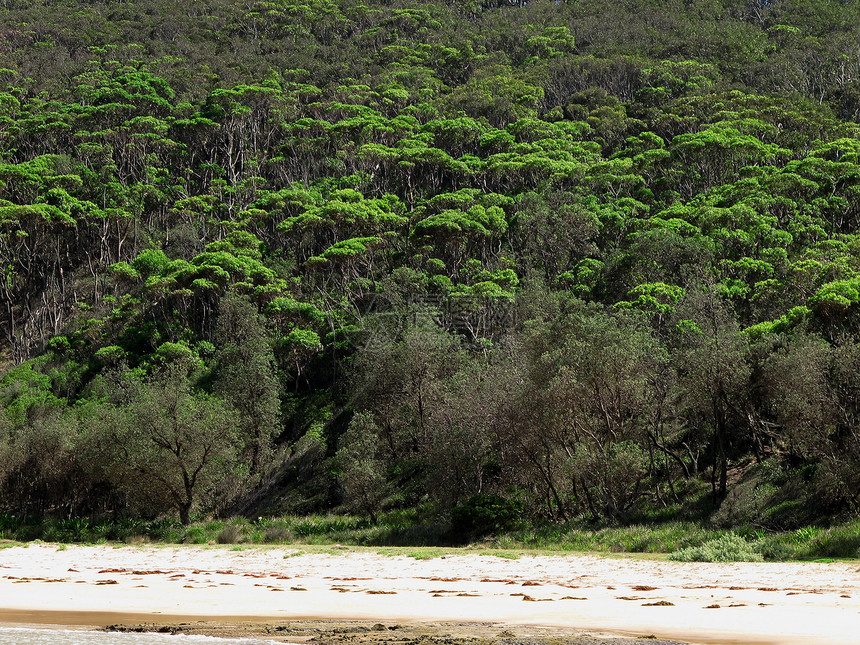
left=263, top=526, right=294, bottom=543
left=753, top=536, right=794, bottom=561
left=292, top=515, right=365, bottom=537
left=450, top=494, right=524, bottom=541
left=668, top=533, right=764, bottom=562
left=183, top=525, right=211, bottom=544
left=216, top=524, right=241, bottom=544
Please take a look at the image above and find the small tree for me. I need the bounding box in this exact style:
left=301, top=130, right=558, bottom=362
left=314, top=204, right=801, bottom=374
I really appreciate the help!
left=88, top=368, right=240, bottom=525
left=336, top=411, right=388, bottom=522
left=0, top=408, right=22, bottom=509
left=214, top=291, right=281, bottom=475
left=510, top=300, right=660, bottom=522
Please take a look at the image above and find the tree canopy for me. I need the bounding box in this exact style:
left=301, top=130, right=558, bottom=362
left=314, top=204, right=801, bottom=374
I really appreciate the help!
left=3, top=0, right=860, bottom=529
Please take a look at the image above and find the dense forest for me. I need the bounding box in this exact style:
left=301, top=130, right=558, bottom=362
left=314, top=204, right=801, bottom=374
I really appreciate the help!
left=3, top=0, right=860, bottom=536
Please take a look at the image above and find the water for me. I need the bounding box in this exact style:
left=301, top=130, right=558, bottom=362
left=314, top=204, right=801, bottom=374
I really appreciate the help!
left=0, top=627, right=285, bottom=645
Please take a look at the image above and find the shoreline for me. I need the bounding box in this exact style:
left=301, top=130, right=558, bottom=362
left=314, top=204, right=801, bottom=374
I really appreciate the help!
left=1, top=544, right=858, bottom=644
left=0, top=613, right=694, bottom=645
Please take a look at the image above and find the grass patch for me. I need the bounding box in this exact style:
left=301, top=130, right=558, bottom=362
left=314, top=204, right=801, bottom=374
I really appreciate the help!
left=0, top=511, right=857, bottom=562
left=405, top=550, right=443, bottom=560
left=788, top=519, right=860, bottom=560
left=480, top=550, right=520, bottom=559
left=497, top=521, right=723, bottom=555
left=668, top=534, right=764, bottom=562
left=371, top=546, right=454, bottom=559
left=283, top=550, right=305, bottom=558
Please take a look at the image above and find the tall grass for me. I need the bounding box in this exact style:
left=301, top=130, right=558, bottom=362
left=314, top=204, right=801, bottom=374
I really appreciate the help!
left=1, top=512, right=858, bottom=561
left=496, top=521, right=723, bottom=554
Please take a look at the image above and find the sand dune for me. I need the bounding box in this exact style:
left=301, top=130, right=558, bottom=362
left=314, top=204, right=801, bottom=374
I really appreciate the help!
left=0, top=543, right=858, bottom=644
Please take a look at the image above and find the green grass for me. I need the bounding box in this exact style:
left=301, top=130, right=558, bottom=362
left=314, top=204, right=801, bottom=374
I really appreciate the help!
left=283, top=550, right=305, bottom=558
left=668, top=534, right=764, bottom=562
left=1, top=511, right=858, bottom=561
left=786, top=518, right=860, bottom=560
left=380, top=546, right=455, bottom=559
left=479, top=550, right=521, bottom=559
left=494, top=521, right=724, bottom=555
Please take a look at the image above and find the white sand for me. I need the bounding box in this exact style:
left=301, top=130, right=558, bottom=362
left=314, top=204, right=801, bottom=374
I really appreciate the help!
left=0, top=543, right=858, bottom=644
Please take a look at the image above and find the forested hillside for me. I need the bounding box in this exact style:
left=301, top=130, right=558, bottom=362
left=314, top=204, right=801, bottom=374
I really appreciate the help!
left=3, top=0, right=860, bottom=534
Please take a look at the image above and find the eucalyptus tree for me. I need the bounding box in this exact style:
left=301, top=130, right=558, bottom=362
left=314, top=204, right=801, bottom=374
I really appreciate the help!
left=214, top=290, right=280, bottom=476
left=335, top=411, right=388, bottom=521
left=506, top=299, right=663, bottom=521
left=674, top=289, right=752, bottom=505
left=0, top=408, right=19, bottom=509
left=84, top=367, right=240, bottom=525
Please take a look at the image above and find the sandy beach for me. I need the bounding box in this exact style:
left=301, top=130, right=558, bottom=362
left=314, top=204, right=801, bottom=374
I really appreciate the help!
left=0, top=543, right=858, bottom=645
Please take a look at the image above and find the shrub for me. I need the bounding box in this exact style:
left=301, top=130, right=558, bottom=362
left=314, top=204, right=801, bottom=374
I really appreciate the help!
left=450, top=494, right=524, bottom=541
left=47, top=336, right=71, bottom=355
left=668, top=533, right=764, bottom=562
left=263, top=526, right=294, bottom=543
left=216, top=524, right=241, bottom=544
left=94, top=345, right=127, bottom=366
left=183, top=525, right=210, bottom=544
left=753, top=536, right=794, bottom=561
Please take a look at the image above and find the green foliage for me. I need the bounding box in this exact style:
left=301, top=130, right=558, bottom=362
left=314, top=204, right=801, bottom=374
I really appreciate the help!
left=335, top=411, right=389, bottom=522
left=214, top=291, right=281, bottom=475
left=0, top=361, right=65, bottom=425
left=46, top=336, right=71, bottom=355
left=668, top=534, right=764, bottom=562
left=5, top=0, right=860, bottom=539
left=94, top=345, right=127, bottom=366
left=82, top=368, right=241, bottom=525
left=450, top=495, right=524, bottom=541
left=132, top=250, right=170, bottom=277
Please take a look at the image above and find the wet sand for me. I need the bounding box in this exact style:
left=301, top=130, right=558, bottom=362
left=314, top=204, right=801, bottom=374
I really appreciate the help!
left=0, top=612, right=694, bottom=645
left=0, top=543, right=858, bottom=644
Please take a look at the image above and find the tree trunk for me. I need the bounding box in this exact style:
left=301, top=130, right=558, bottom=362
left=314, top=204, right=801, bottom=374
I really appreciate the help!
left=179, top=501, right=192, bottom=526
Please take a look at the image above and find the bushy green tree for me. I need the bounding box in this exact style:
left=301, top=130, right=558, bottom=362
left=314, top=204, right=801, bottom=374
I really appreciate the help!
left=335, top=411, right=388, bottom=522
left=85, top=368, right=240, bottom=525
left=214, top=291, right=281, bottom=476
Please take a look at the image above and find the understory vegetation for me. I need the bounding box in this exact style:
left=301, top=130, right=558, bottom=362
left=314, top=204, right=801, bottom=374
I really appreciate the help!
left=3, top=0, right=860, bottom=558
left=2, top=512, right=859, bottom=561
